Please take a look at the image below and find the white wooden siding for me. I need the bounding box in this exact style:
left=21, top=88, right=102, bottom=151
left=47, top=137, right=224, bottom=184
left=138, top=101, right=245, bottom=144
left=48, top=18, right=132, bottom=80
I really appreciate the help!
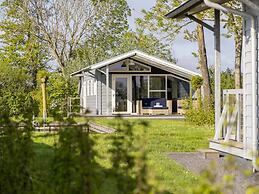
left=243, top=2, right=259, bottom=152
left=82, top=71, right=97, bottom=115
left=96, top=73, right=112, bottom=115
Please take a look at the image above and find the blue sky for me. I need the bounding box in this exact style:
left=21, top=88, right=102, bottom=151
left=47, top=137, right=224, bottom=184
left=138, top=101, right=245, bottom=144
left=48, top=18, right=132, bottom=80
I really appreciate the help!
left=127, top=0, right=235, bottom=72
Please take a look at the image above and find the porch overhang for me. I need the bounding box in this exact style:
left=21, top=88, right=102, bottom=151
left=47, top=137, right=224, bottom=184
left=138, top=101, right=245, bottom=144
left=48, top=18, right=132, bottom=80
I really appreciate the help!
left=165, top=0, right=230, bottom=19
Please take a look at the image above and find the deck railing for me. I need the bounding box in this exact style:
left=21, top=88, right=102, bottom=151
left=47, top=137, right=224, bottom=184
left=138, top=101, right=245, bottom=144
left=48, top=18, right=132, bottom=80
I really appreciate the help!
left=67, top=97, right=81, bottom=115
left=214, top=89, right=243, bottom=142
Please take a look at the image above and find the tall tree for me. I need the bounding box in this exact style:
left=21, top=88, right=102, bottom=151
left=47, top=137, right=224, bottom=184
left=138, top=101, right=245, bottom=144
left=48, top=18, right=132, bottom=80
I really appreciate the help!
left=196, top=23, right=211, bottom=105
left=224, top=1, right=243, bottom=89
left=12, top=0, right=130, bottom=75
left=0, top=61, right=35, bottom=117
left=65, top=0, right=131, bottom=73
left=0, top=0, right=47, bottom=88
left=137, top=0, right=213, bottom=106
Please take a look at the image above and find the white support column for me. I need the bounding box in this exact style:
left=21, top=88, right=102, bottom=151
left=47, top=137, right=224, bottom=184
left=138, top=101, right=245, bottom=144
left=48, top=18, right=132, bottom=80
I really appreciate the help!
left=106, top=66, right=109, bottom=115
left=214, top=9, right=221, bottom=128
left=250, top=15, right=258, bottom=171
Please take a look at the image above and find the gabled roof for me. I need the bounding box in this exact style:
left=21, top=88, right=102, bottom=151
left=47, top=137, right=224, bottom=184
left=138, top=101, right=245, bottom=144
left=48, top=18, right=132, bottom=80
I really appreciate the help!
left=166, top=0, right=230, bottom=19
left=70, top=50, right=200, bottom=80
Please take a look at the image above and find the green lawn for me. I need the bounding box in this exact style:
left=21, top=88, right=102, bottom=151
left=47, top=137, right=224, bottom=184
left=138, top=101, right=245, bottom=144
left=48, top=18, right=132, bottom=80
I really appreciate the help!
left=33, top=119, right=213, bottom=193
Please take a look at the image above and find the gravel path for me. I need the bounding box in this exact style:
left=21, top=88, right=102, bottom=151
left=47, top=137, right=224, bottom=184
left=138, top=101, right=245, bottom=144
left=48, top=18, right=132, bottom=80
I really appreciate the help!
left=168, top=152, right=259, bottom=194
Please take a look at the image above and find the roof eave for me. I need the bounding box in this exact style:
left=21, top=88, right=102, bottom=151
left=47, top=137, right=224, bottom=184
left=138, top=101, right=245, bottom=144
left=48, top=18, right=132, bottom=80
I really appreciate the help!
left=165, top=0, right=203, bottom=19
left=70, top=50, right=200, bottom=80
left=166, top=0, right=231, bottom=19
left=70, top=50, right=139, bottom=77
left=135, top=51, right=201, bottom=79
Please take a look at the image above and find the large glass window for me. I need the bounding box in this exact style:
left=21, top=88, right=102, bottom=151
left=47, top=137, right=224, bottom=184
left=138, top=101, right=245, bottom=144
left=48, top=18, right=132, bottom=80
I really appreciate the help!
left=86, top=80, right=96, bottom=96
left=149, top=92, right=166, bottom=98
left=149, top=76, right=166, bottom=99
left=115, top=77, right=128, bottom=112
left=177, top=80, right=190, bottom=98
left=132, top=76, right=148, bottom=100
left=109, top=63, right=128, bottom=71
left=167, top=76, right=178, bottom=100
left=109, top=60, right=151, bottom=72
left=132, top=76, right=148, bottom=113
left=149, top=76, right=166, bottom=90
left=128, top=63, right=150, bottom=71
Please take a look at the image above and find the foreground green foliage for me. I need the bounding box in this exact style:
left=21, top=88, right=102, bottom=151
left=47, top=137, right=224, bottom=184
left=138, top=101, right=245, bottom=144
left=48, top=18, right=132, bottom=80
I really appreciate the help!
left=0, top=115, right=34, bottom=194
left=3, top=117, right=173, bottom=193
left=50, top=121, right=100, bottom=194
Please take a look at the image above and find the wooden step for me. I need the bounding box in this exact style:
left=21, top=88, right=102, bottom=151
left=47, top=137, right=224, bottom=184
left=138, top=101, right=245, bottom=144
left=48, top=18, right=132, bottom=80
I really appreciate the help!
left=88, top=122, right=115, bottom=134
left=210, top=139, right=243, bottom=149
left=34, top=122, right=115, bottom=134
left=199, top=149, right=220, bottom=159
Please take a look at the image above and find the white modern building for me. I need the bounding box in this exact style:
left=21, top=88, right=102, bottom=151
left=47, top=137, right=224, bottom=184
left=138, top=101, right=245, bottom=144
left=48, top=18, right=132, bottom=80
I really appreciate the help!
left=71, top=50, right=199, bottom=116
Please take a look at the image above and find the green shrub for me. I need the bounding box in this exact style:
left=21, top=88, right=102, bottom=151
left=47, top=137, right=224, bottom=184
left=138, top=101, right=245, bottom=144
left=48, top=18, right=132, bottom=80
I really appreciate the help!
left=0, top=115, right=34, bottom=194
left=47, top=73, right=78, bottom=117
left=184, top=97, right=214, bottom=126
left=186, top=76, right=214, bottom=126
left=35, top=71, right=78, bottom=118
left=0, top=63, right=37, bottom=118
left=185, top=108, right=214, bottom=126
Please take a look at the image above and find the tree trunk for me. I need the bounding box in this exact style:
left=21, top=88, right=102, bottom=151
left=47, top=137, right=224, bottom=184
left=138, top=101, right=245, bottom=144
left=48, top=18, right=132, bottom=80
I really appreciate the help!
left=234, top=30, right=242, bottom=89
left=196, top=24, right=212, bottom=107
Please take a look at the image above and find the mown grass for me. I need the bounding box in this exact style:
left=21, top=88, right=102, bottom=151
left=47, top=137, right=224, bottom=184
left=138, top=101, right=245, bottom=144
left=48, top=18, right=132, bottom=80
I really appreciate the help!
left=33, top=119, right=213, bottom=193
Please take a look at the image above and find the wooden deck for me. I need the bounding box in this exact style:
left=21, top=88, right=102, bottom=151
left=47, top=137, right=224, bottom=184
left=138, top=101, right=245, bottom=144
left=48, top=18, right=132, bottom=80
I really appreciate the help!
left=209, top=139, right=252, bottom=160
left=86, top=115, right=185, bottom=120
left=35, top=122, right=115, bottom=134
left=88, top=122, right=115, bottom=133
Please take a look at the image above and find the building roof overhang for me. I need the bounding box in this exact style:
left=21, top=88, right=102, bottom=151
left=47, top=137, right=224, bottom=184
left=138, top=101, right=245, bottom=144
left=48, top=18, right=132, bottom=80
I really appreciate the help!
left=70, top=50, right=200, bottom=80
left=165, top=0, right=231, bottom=19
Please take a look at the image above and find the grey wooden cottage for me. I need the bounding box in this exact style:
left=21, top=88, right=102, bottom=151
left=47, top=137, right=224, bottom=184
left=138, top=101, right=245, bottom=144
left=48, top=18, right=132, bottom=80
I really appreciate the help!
left=166, top=0, right=259, bottom=170
left=71, top=50, right=199, bottom=116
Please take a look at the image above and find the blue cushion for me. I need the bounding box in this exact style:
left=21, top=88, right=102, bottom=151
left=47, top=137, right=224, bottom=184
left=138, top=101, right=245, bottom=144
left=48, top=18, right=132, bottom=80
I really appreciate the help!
left=142, top=98, right=167, bottom=108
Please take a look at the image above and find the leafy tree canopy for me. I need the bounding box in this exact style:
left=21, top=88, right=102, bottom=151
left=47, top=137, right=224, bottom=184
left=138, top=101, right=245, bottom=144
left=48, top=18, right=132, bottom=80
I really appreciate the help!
left=0, top=61, right=35, bottom=117
left=67, top=29, right=175, bottom=74
left=0, top=0, right=48, bottom=87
